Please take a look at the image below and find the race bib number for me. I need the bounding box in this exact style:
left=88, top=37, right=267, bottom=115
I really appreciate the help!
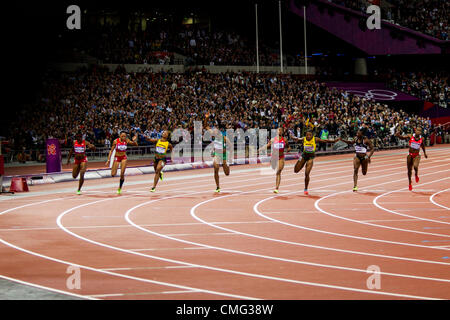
left=355, top=145, right=367, bottom=153
left=410, top=142, right=421, bottom=150
left=117, top=144, right=127, bottom=151
left=273, top=142, right=285, bottom=149
left=156, top=146, right=166, bottom=154
left=214, top=141, right=223, bottom=150
left=304, top=145, right=314, bottom=152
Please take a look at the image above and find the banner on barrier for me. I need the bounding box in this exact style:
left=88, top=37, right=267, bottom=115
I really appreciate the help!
left=46, top=139, right=62, bottom=173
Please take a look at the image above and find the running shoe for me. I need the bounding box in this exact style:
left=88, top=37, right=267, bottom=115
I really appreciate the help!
left=304, top=189, right=309, bottom=195
left=273, top=189, right=279, bottom=194
left=353, top=186, right=358, bottom=192
left=415, top=175, right=419, bottom=183
left=409, top=184, right=413, bottom=191
left=215, top=187, right=221, bottom=193
left=160, top=172, right=164, bottom=181
left=117, top=188, right=122, bottom=195
left=150, top=187, right=156, bottom=193
left=76, top=190, right=81, bottom=195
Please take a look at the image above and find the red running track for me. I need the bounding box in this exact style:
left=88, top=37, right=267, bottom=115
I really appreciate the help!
left=0, top=146, right=449, bottom=300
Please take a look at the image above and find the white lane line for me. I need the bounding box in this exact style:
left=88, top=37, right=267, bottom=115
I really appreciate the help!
left=429, top=188, right=450, bottom=210
left=1, top=150, right=448, bottom=300
left=100, top=266, right=198, bottom=271
left=0, top=221, right=277, bottom=232
left=0, top=233, right=258, bottom=300
left=50, top=165, right=450, bottom=299
left=309, top=169, right=450, bottom=239
left=165, top=232, right=239, bottom=237
left=377, top=202, right=436, bottom=204
left=51, top=154, right=450, bottom=298
left=0, top=150, right=413, bottom=212
left=360, top=219, right=423, bottom=223
left=257, top=166, right=450, bottom=243
left=89, top=290, right=200, bottom=298
left=2, top=147, right=448, bottom=202
left=373, top=177, right=450, bottom=226
left=129, top=247, right=213, bottom=252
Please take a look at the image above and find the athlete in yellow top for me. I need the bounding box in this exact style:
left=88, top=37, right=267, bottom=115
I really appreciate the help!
left=144, top=130, right=173, bottom=192
left=290, top=130, right=338, bottom=195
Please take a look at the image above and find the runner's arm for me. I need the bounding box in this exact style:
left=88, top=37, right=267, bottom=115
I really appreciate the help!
left=366, top=138, right=375, bottom=161
left=289, top=132, right=303, bottom=142
left=127, top=135, right=138, bottom=146
left=258, top=139, right=272, bottom=154
left=286, top=139, right=291, bottom=153
left=395, top=132, right=411, bottom=140
left=339, top=137, right=355, bottom=145
left=66, top=147, right=73, bottom=165
left=316, top=137, right=339, bottom=143
left=86, top=141, right=96, bottom=151
left=106, top=140, right=117, bottom=165
left=143, top=135, right=159, bottom=143
left=421, top=142, right=428, bottom=158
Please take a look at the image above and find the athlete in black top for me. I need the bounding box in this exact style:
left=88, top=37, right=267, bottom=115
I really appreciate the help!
left=340, top=129, right=374, bottom=192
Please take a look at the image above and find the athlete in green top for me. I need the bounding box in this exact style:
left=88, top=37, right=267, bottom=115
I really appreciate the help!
left=206, top=125, right=231, bottom=193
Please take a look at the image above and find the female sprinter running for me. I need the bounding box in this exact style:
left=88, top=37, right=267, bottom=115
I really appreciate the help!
left=105, top=131, right=138, bottom=194
left=340, top=129, right=375, bottom=192
left=259, top=127, right=290, bottom=193
left=144, top=130, right=173, bottom=193
left=66, top=131, right=96, bottom=195
left=206, top=126, right=231, bottom=193
left=290, top=130, right=338, bottom=195
left=395, top=127, right=428, bottom=191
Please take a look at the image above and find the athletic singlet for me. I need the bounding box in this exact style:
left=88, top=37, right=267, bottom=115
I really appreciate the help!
left=409, top=135, right=423, bottom=151
left=212, top=132, right=226, bottom=154
left=115, top=138, right=127, bottom=153
left=213, top=139, right=224, bottom=151
left=273, top=137, right=286, bottom=158
left=354, top=137, right=368, bottom=154
left=155, top=139, right=169, bottom=158
left=74, top=140, right=86, bottom=154
left=303, top=137, right=316, bottom=154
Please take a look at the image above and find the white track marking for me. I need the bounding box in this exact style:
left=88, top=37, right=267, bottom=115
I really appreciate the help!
left=429, top=188, right=450, bottom=210
left=1, top=148, right=449, bottom=299
left=254, top=167, right=450, bottom=243
left=360, top=219, right=423, bottom=223
left=311, top=171, right=450, bottom=237
left=89, top=290, right=200, bottom=298
left=0, top=235, right=258, bottom=300
left=2, top=148, right=448, bottom=201
left=373, top=179, right=450, bottom=225
left=49, top=163, right=450, bottom=298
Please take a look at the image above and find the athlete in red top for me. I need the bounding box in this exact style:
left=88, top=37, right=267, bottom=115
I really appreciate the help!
left=106, top=131, right=138, bottom=194
left=259, top=127, right=290, bottom=194
left=66, top=131, right=96, bottom=195
left=395, top=127, right=428, bottom=191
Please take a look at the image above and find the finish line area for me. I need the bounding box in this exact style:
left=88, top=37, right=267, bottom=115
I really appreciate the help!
left=0, top=146, right=449, bottom=300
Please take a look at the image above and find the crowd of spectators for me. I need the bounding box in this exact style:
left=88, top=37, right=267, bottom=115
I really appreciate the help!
left=386, top=70, right=449, bottom=107
left=330, top=0, right=449, bottom=40
left=5, top=66, right=444, bottom=164
left=84, top=24, right=280, bottom=66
